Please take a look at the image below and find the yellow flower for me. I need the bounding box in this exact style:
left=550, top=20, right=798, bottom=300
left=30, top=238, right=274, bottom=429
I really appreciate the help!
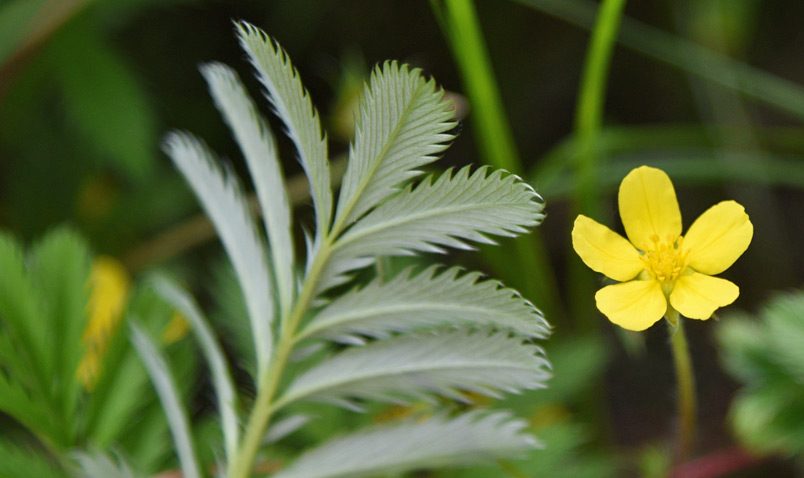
left=77, top=257, right=130, bottom=390
left=572, top=166, right=753, bottom=331
left=162, top=312, right=191, bottom=345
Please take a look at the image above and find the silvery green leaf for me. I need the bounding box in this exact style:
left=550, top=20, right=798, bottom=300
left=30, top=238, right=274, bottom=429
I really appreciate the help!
left=301, top=265, right=549, bottom=343
left=237, top=21, right=332, bottom=240
left=129, top=322, right=201, bottom=478
left=152, top=276, right=239, bottom=462
left=279, top=331, right=549, bottom=408
left=202, top=62, right=295, bottom=313
left=71, top=451, right=140, bottom=478
left=321, top=166, right=543, bottom=290
left=264, top=414, right=312, bottom=444
left=335, top=61, right=456, bottom=228
left=273, top=412, right=538, bottom=478
left=163, top=132, right=274, bottom=375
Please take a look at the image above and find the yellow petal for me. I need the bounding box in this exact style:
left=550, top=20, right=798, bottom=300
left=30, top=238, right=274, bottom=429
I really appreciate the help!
left=572, top=215, right=644, bottom=281
left=595, top=280, right=667, bottom=331
left=618, top=166, right=682, bottom=251
left=683, top=200, right=753, bottom=275
left=669, top=272, right=739, bottom=320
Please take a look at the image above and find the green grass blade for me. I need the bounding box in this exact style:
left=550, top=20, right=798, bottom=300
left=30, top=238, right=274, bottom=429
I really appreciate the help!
left=570, top=0, right=626, bottom=328
left=434, top=0, right=563, bottom=319
left=516, top=0, right=804, bottom=121
left=437, top=0, right=520, bottom=172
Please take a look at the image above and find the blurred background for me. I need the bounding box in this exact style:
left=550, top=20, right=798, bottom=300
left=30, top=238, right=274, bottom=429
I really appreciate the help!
left=1, top=0, right=803, bottom=476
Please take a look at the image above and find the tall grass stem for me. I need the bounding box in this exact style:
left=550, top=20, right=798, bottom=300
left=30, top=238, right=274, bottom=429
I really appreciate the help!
left=569, top=0, right=626, bottom=328
left=435, top=0, right=563, bottom=319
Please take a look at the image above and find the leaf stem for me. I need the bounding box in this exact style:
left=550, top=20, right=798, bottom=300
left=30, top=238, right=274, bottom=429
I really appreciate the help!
left=667, top=310, right=697, bottom=463
left=229, top=242, right=333, bottom=478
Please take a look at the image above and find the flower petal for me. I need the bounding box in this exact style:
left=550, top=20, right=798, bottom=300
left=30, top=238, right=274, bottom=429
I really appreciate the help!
left=683, top=200, right=753, bottom=275
left=669, top=272, right=739, bottom=320
left=595, top=280, right=667, bottom=331
left=572, top=215, right=644, bottom=281
left=618, top=166, right=682, bottom=251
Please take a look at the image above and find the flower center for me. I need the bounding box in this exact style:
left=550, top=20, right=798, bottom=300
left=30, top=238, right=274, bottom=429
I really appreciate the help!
left=640, top=234, right=688, bottom=283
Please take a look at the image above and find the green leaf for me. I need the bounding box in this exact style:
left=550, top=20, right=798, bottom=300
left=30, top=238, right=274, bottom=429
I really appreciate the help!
left=202, top=63, right=295, bottom=314
left=28, top=228, right=91, bottom=437
left=0, top=372, right=55, bottom=440
left=300, top=265, right=548, bottom=343
left=0, top=439, right=63, bottom=478
left=163, top=132, right=275, bottom=376
left=130, top=321, right=201, bottom=478
left=51, top=20, right=156, bottom=180
left=322, top=166, right=544, bottom=290
left=718, top=291, right=804, bottom=455
left=72, top=451, right=141, bottom=478
left=0, top=0, right=46, bottom=64
left=279, top=331, right=549, bottom=409
left=273, top=412, right=538, bottom=478
left=0, top=233, right=50, bottom=399
left=335, top=61, right=456, bottom=227
left=237, top=21, right=332, bottom=239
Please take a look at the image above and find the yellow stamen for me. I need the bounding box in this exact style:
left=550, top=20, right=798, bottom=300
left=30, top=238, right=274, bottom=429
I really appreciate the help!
left=640, top=234, right=688, bottom=284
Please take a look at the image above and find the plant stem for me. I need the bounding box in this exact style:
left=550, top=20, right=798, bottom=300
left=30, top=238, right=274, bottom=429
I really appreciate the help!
left=434, top=0, right=563, bottom=320
left=436, top=0, right=518, bottom=172
left=229, top=242, right=333, bottom=478
left=517, top=0, right=804, bottom=121
left=574, top=0, right=625, bottom=214
left=667, top=311, right=697, bottom=462
left=569, top=0, right=626, bottom=330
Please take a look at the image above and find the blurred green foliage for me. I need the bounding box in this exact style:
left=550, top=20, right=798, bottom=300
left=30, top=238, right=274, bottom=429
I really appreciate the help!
left=718, top=292, right=804, bottom=460
left=0, top=228, right=197, bottom=476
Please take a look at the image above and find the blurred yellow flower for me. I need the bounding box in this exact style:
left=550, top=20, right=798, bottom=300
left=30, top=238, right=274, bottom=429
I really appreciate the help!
left=162, top=312, right=191, bottom=345
left=572, top=166, right=753, bottom=331
left=77, top=257, right=130, bottom=390
left=77, top=257, right=192, bottom=390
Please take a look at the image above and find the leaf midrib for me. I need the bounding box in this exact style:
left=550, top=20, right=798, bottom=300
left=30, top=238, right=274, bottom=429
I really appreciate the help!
left=334, top=75, right=429, bottom=232
left=286, top=356, right=535, bottom=403
left=304, top=302, right=524, bottom=338
left=334, top=200, right=530, bottom=251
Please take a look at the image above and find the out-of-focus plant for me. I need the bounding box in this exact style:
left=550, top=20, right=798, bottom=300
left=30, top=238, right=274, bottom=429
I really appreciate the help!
left=131, top=21, right=552, bottom=478
left=717, top=291, right=804, bottom=462
left=0, top=0, right=199, bottom=256
left=0, top=228, right=197, bottom=477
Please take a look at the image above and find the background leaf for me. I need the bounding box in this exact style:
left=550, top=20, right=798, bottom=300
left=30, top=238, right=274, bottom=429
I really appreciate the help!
left=50, top=17, right=156, bottom=180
